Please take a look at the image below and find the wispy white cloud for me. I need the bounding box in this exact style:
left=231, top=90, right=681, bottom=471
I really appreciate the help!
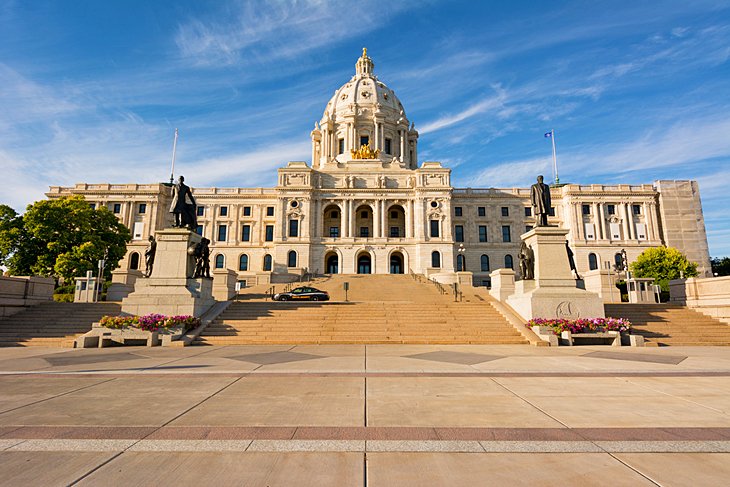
left=419, top=89, right=507, bottom=134
left=175, top=0, right=415, bottom=67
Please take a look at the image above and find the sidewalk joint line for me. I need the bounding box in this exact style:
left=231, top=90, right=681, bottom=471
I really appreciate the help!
left=0, top=377, right=117, bottom=417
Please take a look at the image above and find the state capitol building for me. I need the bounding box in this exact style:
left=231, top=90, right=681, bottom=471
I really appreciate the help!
left=47, top=50, right=712, bottom=288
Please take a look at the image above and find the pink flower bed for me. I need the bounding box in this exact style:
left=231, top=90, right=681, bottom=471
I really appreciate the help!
left=528, top=317, right=632, bottom=335
left=100, top=314, right=200, bottom=332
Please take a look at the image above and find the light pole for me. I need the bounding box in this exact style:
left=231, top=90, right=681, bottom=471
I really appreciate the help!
left=457, top=243, right=466, bottom=272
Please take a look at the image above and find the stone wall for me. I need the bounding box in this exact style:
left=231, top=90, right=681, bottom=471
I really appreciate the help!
left=670, top=276, right=730, bottom=324
left=0, top=276, right=55, bottom=317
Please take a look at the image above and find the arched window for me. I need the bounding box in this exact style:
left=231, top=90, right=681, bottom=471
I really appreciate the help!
left=480, top=254, right=490, bottom=272
left=431, top=251, right=441, bottom=268
left=239, top=254, right=249, bottom=271
left=129, top=252, right=140, bottom=270
left=614, top=252, right=623, bottom=270
left=589, top=253, right=598, bottom=271
left=287, top=250, right=297, bottom=268
left=215, top=254, right=225, bottom=269
left=505, top=254, right=514, bottom=270
left=263, top=254, right=273, bottom=271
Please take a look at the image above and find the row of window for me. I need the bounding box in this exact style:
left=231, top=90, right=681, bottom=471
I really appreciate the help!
left=453, top=206, right=555, bottom=218
left=429, top=251, right=512, bottom=272
left=587, top=252, right=629, bottom=271
left=199, top=224, right=277, bottom=242
left=337, top=136, right=395, bottom=155
left=198, top=206, right=275, bottom=217
left=582, top=204, right=642, bottom=216
left=91, top=203, right=147, bottom=215
left=430, top=222, right=521, bottom=243
left=214, top=251, right=298, bottom=271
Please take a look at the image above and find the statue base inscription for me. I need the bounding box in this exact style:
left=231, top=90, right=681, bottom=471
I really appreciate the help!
left=505, top=227, right=604, bottom=321
left=121, top=229, right=215, bottom=317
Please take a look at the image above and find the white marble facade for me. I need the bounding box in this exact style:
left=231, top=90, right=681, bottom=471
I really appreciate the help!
left=47, top=50, right=712, bottom=286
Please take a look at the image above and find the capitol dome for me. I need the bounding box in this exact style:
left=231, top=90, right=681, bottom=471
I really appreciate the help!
left=311, top=49, right=419, bottom=170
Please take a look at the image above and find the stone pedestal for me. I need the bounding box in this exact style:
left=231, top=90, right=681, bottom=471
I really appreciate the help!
left=213, top=268, right=238, bottom=301
left=455, top=271, right=473, bottom=287
left=121, top=229, right=215, bottom=317
left=583, top=269, right=621, bottom=303
left=107, top=269, right=143, bottom=301
left=489, top=269, right=515, bottom=301
left=506, top=227, right=604, bottom=321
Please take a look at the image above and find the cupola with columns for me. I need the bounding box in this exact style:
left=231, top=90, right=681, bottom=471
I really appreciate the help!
left=311, top=49, right=419, bottom=170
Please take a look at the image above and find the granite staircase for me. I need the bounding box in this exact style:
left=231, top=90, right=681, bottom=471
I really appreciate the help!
left=195, top=274, right=528, bottom=345
left=605, top=303, right=730, bottom=346
left=0, top=302, right=121, bottom=347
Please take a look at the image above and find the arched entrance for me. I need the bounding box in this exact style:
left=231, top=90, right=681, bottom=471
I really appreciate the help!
left=355, top=204, right=373, bottom=238
left=357, top=253, right=372, bottom=274
left=387, top=205, right=406, bottom=238
left=390, top=251, right=404, bottom=274
left=325, top=252, right=339, bottom=274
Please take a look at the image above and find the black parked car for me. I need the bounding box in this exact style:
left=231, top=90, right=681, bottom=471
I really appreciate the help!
left=273, top=286, right=330, bottom=301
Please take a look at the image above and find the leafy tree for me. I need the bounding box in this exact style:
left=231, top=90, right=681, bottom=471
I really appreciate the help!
left=0, top=205, right=23, bottom=268
left=0, top=196, right=130, bottom=281
left=629, top=246, right=698, bottom=291
left=711, top=257, right=730, bottom=277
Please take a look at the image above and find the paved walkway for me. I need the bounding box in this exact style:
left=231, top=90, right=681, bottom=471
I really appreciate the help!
left=1, top=345, right=730, bottom=486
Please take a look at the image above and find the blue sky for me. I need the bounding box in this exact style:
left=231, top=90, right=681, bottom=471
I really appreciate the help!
left=1, top=1, right=729, bottom=256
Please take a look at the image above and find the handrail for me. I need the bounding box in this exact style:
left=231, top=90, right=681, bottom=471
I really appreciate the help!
left=266, top=286, right=276, bottom=300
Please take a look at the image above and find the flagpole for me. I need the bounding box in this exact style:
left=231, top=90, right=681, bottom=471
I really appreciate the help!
left=550, top=129, right=559, bottom=185
left=169, top=128, right=179, bottom=185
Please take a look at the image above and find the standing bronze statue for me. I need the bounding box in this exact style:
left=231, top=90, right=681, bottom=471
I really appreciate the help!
left=518, top=241, right=535, bottom=280
left=144, top=235, right=156, bottom=277
left=530, top=175, right=551, bottom=227
left=170, top=175, right=198, bottom=229
left=192, top=237, right=211, bottom=279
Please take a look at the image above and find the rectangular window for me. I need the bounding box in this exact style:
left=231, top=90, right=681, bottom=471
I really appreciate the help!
left=525, top=225, right=533, bottom=233
left=112, top=203, right=121, bottom=214
left=360, top=135, right=369, bottom=146
left=636, top=223, right=647, bottom=240
left=329, top=226, right=339, bottom=238
left=265, top=225, right=274, bottom=241
left=241, top=225, right=251, bottom=242
left=243, top=206, right=251, bottom=216
left=582, top=204, right=590, bottom=215
left=455, top=225, right=464, bottom=242
left=194, top=225, right=203, bottom=236
left=138, top=203, right=146, bottom=214
left=502, top=225, right=511, bottom=243
left=390, top=210, right=398, bottom=219
left=217, top=224, right=227, bottom=242
left=430, top=220, right=439, bottom=238
left=524, top=207, right=532, bottom=217
left=219, top=206, right=228, bottom=216
left=632, top=204, right=642, bottom=215
left=266, top=206, right=274, bottom=217
left=89, top=203, right=96, bottom=210
left=390, top=227, right=400, bottom=237
left=478, top=225, right=488, bottom=242
left=548, top=207, right=555, bottom=217
left=610, top=222, right=621, bottom=240
left=584, top=223, right=595, bottom=240
left=197, top=206, right=205, bottom=216
left=289, top=219, right=299, bottom=238
left=501, top=206, right=509, bottom=217
left=385, top=138, right=392, bottom=154
left=338, top=138, right=344, bottom=154
left=360, top=227, right=369, bottom=237
left=478, top=207, right=486, bottom=217
left=454, top=207, right=463, bottom=217
left=331, top=210, right=339, bottom=218
left=360, top=210, right=368, bottom=218
left=607, top=204, right=616, bottom=215
left=133, top=222, right=144, bottom=240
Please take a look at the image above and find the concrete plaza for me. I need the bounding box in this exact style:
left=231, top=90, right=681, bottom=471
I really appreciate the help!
left=1, top=344, right=730, bottom=486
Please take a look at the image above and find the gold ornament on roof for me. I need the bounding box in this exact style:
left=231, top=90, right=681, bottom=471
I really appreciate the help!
left=363, top=47, right=367, bottom=57
left=351, top=144, right=380, bottom=159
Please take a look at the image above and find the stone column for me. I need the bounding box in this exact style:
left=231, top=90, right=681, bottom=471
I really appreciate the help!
left=381, top=201, right=387, bottom=238
left=399, top=130, right=405, bottom=160
left=341, top=200, right=348, bottom=238
left=597, top=203, right=606, bottom=240
left=348, top=200, right=355, bottom=238
left=373, top=201, right=380, bottom=238
left=406, top=200, right=413, bottom=239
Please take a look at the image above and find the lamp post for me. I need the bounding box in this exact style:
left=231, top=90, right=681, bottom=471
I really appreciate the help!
left=457, top=243, right=466, bottom=272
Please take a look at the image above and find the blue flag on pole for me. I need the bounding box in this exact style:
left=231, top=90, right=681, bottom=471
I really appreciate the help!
left=544, top=131, right=552, bottom=138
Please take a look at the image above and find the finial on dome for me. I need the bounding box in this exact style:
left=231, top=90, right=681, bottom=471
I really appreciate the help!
left=356, top=47, right=374, bottom=76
